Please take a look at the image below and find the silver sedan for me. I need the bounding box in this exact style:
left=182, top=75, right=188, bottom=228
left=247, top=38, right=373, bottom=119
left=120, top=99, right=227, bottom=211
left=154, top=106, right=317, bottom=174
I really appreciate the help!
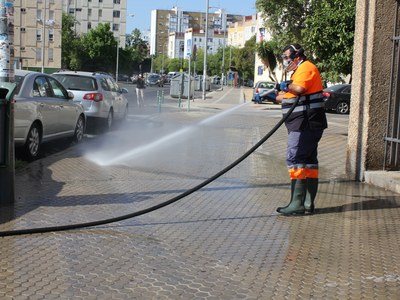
left=14, top=70, right=86, bottom=160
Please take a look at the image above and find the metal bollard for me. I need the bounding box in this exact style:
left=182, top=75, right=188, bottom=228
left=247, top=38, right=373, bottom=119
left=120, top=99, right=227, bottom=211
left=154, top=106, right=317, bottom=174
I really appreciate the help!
left=157, top=90, right=161, bottom=113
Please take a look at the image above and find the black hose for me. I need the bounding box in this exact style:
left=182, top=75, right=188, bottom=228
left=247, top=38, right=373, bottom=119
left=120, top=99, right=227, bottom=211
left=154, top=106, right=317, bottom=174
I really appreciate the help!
left=0, top=97, right=300, bottom=237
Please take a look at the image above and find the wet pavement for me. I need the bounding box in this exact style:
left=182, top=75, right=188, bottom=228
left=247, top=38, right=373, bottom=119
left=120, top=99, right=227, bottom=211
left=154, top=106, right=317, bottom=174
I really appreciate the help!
left=1, top=86, right=400, bottom=299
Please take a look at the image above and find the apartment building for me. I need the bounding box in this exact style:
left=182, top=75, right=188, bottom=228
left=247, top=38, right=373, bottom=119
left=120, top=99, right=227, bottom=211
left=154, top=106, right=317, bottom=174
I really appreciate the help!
left=253, top=12, right=283, bottom=84
left=13, top=0, right=63, bottom=72
left=13, top=0, right=127, bottom=72
left=63, top=0, right=127, bottom=46
left=151, top=7, right=243, bottom=58
left=227, top=15, right=257, bottom=48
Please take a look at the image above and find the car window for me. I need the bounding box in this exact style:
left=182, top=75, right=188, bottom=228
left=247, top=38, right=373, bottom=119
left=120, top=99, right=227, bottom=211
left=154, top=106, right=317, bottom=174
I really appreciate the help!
left=33, top=76, right=51, bottom=97
left=106, top=77, right=117, bottom=92
left=342, top=86, right=351, bottom=93
left=53, top=75, right=97, bottom=91
left=100, top=78, right=111, bottom=91
left=48, top=77, right=68, bottom=99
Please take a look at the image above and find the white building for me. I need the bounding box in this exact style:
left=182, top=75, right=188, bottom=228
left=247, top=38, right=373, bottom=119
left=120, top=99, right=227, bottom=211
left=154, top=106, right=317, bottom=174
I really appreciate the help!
left=63, top=0, right=127, bottom=47
left=150, top=7, right=242, bottom=57
left=253, top=12, right=283, bottom=83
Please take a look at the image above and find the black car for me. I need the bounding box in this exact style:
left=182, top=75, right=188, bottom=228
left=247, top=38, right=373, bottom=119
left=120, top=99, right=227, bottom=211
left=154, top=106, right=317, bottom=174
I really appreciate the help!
left=323, top=84, right=351, bottom=114
left=146, top=74, right=164, bottom=87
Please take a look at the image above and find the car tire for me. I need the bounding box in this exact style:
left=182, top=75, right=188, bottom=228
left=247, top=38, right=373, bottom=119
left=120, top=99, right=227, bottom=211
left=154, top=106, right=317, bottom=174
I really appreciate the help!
left=72, top=115, right=85, bottom=143
left=24, top=123, right=41, bottom=161
left=122, top=105, right=128, bottom=121
left=336, top=101, right=350, bottom=114
left=104, top=109, right=113, bottom=130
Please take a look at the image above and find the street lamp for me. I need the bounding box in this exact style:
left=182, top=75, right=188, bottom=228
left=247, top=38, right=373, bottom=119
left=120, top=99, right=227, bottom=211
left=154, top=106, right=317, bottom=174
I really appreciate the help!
left=202, top=0, right=209, bottom=100
left=115, top=38, right=120, bottom=81
left=40, top=0, right=47, bottom=73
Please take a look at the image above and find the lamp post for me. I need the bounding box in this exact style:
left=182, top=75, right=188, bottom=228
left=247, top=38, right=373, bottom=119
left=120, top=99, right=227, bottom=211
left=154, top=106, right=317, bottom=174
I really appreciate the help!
left=41, top=0, right=46, bottom=73
left=115, top=38, right=120, bottom=81
left=202, top=0, right=209, bottom=100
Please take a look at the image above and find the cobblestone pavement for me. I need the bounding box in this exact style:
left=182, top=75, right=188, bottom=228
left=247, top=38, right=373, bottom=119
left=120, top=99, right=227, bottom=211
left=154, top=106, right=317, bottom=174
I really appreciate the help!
left=1, top=87, right=400, bottom=299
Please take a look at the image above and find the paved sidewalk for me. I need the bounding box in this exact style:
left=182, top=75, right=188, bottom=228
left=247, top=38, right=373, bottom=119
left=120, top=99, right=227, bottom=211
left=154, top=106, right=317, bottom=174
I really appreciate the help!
left=1, top=87, right=400, bottom=299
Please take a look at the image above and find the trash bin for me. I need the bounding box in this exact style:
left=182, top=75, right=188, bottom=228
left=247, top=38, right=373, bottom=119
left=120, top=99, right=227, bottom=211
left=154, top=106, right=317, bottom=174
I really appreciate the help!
left=170, top=73, right=194, bottom=99
left=194, top=75, right=211, bottom=91
left=0, top=82, right=17, bottom=205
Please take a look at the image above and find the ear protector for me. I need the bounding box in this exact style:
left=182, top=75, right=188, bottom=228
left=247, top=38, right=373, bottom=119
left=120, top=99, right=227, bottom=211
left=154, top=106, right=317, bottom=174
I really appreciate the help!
left=289, top=44, right=304, bottom=59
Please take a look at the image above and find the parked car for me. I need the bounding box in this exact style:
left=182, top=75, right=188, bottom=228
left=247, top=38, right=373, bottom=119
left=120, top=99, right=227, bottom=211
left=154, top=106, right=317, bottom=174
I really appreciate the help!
left=53, top=71, right=129, bottom=130
left=146, top=74, right=164, bottom=87
left=13, top=70, right=86, bottom=160
left=323, top=84, right=351, bottom=114
left=243, top=79, right=254, bottom=87
left=117, top=74, right=130, bottom=82
left=252, top=81, right=277, bottom=103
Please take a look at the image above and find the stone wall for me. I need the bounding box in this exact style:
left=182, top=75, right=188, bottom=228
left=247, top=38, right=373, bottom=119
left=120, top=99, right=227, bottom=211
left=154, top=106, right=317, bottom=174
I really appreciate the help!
left=346, top=0, right=396, bottom=180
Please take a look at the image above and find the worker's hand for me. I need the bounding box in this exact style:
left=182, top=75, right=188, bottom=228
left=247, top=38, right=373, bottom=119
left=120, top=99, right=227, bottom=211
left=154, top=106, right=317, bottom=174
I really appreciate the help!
left=279, top=80, right=291, bottom=92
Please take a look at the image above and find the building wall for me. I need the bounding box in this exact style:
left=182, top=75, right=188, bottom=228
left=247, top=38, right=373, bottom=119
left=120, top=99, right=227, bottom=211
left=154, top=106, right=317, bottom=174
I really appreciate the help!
left=151, top=7, right=243, bottom=58
left=346, top=0, right=395, bottom=180
left=253, top=12, right=282, bottom=84
left=14, top=0, right=127, bottom=72
left=14, top=0, right=63, bottom=72
left=63, top=0, right=127, bottom=46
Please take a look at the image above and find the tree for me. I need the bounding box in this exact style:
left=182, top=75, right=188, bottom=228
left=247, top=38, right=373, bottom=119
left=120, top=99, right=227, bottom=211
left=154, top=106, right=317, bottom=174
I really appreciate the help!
left=256, top=0, right=356, bottom=82
left=235, top=36, right=256, bottom=80
left=303, top=0, right=355, bottom=82
left=80, top=23, right=116, bottom=72
left=61, top=13, right=80, bottom=69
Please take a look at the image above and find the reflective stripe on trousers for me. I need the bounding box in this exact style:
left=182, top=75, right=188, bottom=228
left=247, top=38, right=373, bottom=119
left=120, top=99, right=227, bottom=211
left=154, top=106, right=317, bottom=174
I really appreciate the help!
left=287, top=129, right=324, bottom=179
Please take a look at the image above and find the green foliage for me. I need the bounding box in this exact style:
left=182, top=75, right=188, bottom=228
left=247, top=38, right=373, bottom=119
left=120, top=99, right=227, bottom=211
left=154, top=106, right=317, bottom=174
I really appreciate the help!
left=303, top=0, right=355, bottom=82
left=255, top=39, right=277, bottom=71
left=256, top=0, right=356, bottom=82
left=235, top=36, right=257, bottom=79
left=61, top=13, right=79, bottom=69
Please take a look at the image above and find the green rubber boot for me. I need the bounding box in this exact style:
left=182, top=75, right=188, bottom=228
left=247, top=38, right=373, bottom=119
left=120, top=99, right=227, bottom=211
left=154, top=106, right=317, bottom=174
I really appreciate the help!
left=277, top=179, right=306, bottom=215
left=304, top=178, right=318, bottom=213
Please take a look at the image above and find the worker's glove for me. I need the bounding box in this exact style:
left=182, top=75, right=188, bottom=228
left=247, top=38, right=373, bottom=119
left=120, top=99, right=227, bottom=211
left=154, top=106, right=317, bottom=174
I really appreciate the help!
left=279, top=80, right=291, bottom=92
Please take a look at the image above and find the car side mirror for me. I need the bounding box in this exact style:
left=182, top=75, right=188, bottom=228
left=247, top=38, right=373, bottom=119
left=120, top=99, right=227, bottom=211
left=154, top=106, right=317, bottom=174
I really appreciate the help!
left=67, top=91, right=75, bottom=99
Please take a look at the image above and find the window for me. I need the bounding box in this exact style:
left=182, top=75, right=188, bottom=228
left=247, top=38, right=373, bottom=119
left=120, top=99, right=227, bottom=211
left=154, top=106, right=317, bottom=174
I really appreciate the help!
left=36, top=30, right=42, bottom=41
left=48, top=29, right=54, bottom=42
left=113, top=24, right=119, bottom=31
left=36, top=49, right=41, bottom=61
left=88, top=9, right=91, bottom=16
left=20, top=47, right=25, bottom=51
left=48, top=77, right=66, bottom=98
left=20, top=8, right=26, bottom=13
left=114, top=0, right=120, bottom=3
left=99, top=10, right=102, bottom=17
left=33, top=77, right=50, bottom=97
left=113, top=10, right=120, bottom=18
left=88, top=22, right=92, bottom=29
left=48, top=48, right=53, bottom=61
left=100, top=78, right=110, bottom=91
left=20, top=28, right=26, bottom=32
left=99, top=0, right=103, bottom=2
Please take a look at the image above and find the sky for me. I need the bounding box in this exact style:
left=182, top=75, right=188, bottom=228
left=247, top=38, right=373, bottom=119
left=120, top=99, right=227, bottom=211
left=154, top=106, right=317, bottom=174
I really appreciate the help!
left=126, top=0, right=257, bottom=33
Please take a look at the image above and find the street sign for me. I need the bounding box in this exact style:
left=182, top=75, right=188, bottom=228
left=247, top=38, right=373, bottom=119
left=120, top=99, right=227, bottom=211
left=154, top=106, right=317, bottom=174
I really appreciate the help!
left=186, top=38, right=192, bottom=57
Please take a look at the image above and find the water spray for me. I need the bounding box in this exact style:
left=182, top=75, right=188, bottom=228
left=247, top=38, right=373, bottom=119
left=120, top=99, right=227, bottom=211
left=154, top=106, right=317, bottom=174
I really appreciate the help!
left=0, top=98, right=300, bottom=237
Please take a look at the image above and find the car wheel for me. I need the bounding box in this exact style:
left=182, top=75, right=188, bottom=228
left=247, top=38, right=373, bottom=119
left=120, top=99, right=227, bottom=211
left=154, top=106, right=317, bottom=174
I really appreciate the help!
left=336, top=101, right=350, bottom=114
left=122, top=105, right=128, bottom=121
left=104, top=109, right=113, bottom=130
left=72, top=115, right=85, bottom=143
left=24, top=123, right=41, bottom=160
